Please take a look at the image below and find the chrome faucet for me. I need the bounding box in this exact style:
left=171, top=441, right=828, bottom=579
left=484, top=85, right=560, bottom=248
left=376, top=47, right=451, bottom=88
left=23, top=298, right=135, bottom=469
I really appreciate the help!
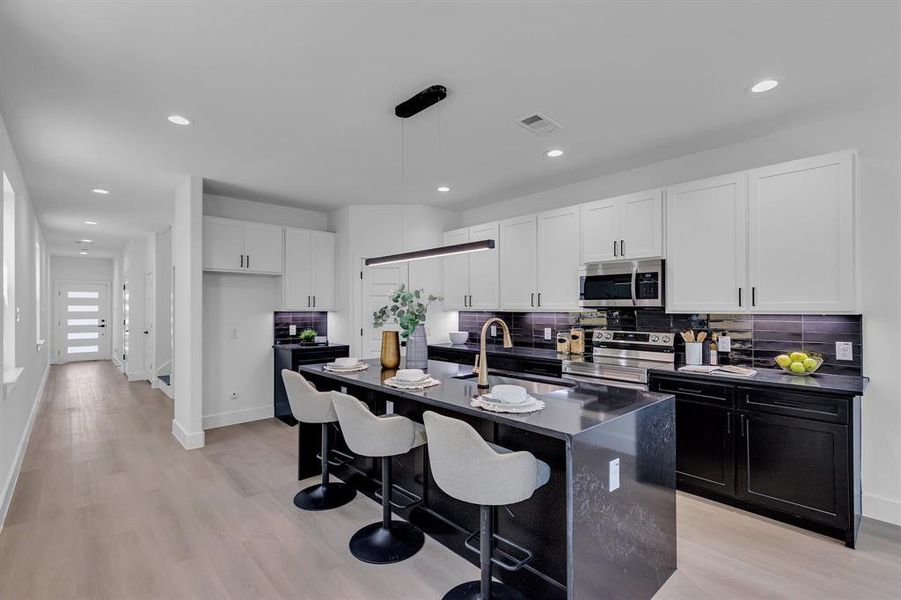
left=475, top=317, right=513, bottom=389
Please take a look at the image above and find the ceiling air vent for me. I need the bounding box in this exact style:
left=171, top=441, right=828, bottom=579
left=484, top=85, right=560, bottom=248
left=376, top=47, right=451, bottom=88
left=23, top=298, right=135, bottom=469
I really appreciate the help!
left=516, top=113, right=563, bottom=136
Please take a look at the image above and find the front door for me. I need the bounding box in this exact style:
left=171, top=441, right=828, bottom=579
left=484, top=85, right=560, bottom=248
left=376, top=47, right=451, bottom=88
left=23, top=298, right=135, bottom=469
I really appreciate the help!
left=55, top=282, right=110, bottom=362
left=361, top=263, right=407, bottom=358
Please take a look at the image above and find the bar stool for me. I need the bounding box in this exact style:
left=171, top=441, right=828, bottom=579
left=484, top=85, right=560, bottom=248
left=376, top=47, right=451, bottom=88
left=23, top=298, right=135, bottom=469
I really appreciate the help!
left=423, top=411, right=550, bottom=600
left=281, top=370, right=357, bottom=511
left=331, top=392, right=428, bottom=564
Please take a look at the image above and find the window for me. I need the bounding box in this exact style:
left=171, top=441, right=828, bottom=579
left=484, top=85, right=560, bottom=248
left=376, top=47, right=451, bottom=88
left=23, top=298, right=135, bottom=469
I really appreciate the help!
left=3, top=172, right=16, bottom=375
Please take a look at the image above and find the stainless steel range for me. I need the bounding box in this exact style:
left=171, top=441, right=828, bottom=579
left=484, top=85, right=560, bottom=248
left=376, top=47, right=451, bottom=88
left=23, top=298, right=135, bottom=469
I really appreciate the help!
left=562, top=329, right=675, bottom=390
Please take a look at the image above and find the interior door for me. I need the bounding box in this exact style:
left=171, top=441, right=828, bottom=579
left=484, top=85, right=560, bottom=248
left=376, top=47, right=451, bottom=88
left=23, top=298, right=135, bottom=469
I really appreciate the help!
left=620, top=189, right=664, bottom=259
left=55, top=282, right=110, bottom=362
left=499, top=215, right=537, bottom=310
left=442, top=228, right=470, bottom=310
left=361, top=262, right=408, bottom=358
left=310, top=231, right=336, bottom=310
left=467, top=222, right=499, bottom=310
left=283, top=228, right=313, bottom=309
left=537, top=206, right=580, bottom=310
left=143, top=272, right=154, bottom=379
left=243, top=222, right=284, bottom=274
left=580, top=197, right=620, bottom=262
left=202, top=216, right=244, bottom=271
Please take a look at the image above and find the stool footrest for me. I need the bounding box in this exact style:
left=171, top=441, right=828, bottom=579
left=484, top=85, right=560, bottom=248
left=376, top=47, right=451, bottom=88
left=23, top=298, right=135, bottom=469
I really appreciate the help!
left=464, top=530, right=533, bottom=572
left=315, top=448, right=355, bottom=467
left=374, top=483, right=422, bottom=510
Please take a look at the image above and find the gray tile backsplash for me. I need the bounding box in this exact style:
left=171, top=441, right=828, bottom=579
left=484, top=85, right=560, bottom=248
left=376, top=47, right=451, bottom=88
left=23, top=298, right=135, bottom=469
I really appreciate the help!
left=456, top=309, right=863, bottom=376
left=274, top=311, right=328, bottom=344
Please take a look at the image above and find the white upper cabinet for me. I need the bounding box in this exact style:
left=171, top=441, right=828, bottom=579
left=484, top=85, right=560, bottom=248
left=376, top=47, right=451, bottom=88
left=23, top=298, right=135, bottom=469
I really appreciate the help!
left=500, top=215, right=538, bottom=310
left=442, top=228, right=471, bottom=310
left=580, top=189, right=663, bottom=263
left=283, top=228, right=336, bottom=310
left=310, top=230, right=337, bottom=310
left=467, top=222, right=500, bottom=310
left=748, top=151, right=855, bottom=313
left=665, top=173, right=748, bottom=313
left=537, top=206, right=580, bottom=310
left=203, top=216, right=284, bottom=274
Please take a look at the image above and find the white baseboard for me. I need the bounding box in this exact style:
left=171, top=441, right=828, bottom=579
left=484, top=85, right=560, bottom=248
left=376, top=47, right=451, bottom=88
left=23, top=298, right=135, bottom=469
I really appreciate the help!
left=126, top=370, right=150, bottom=382
left=171, top=419, right=205, bottom=450
left=0, top=362, right=50, bottom=532
left=156, top=380, right=173, bottom=399
left=864, top=493, right=901, bottom=527
left=202, top=405, right=272, bottom=430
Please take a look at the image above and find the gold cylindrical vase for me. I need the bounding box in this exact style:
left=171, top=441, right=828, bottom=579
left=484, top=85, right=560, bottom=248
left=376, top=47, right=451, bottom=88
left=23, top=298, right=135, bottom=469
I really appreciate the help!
left=380, top=331, right=400, bottom=369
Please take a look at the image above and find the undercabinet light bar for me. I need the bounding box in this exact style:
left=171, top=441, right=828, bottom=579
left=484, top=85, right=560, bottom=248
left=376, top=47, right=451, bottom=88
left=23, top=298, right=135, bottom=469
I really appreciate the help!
left=364, top=240, right=495, bottom=267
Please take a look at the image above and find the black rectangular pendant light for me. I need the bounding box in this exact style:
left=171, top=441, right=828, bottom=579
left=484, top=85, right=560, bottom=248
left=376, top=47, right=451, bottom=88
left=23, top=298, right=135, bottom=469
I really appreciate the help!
left=364, top=239, right=495, bottom=267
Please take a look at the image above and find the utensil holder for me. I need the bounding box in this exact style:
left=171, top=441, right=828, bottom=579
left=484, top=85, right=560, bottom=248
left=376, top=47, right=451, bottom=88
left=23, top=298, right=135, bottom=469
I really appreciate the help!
left=685, top=342, right=703, bottom=366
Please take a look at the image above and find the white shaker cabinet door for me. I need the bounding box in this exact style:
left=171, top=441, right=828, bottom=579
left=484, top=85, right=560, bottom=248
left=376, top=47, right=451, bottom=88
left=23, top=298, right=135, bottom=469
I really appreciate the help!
left=665, top=173, right=748, bottom=313
left=442, top=228, right=470, bottom=310
left=310, top=231, right=337, bottom=310
left=580, top=197, right=620, bottom=263
left=748, top=151, right=855, bottom=313
left=468, top=222, right=500, bottom=310
left=500, top=215, right=538, bottom=310
left=202, top=216, right=245, bottom=271
left=243, top=222, right=284, bottom=274
left=537, top=206, right=580, bottom=310
left=283, top=228, right=313, bottom=309
left=620, top=188, right=664, bottom=260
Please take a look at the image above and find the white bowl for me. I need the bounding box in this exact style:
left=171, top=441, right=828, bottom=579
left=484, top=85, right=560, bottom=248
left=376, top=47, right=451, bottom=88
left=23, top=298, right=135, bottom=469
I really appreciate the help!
left=490, top=384, right=528, bottom=405
left=333, top=357, right=360, bottom=368
left=395, top=368, right=426, bottom=382
left=449, top=331, right=469, bottom=345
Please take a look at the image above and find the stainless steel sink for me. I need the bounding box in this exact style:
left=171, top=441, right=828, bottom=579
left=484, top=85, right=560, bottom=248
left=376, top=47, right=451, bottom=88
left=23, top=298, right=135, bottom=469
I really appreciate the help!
left=452, top=370, right=575, bottom=395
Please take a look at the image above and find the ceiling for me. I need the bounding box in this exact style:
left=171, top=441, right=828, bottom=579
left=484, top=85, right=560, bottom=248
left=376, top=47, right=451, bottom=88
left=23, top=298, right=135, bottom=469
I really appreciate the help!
left=0, top=1, right=898, bottom=256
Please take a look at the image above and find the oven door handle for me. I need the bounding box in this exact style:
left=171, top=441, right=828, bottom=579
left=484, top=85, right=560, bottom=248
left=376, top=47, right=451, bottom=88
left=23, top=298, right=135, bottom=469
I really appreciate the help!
left=631, top=267, right=638, bottom=306
left=561, top=373, right=649, bottom=391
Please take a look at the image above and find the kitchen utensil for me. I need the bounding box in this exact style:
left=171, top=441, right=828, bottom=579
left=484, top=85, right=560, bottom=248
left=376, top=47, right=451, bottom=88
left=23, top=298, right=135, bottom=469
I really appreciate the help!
left=448, top=331, right=469, bottom=345
left=697, top=331, right=707, bottom=343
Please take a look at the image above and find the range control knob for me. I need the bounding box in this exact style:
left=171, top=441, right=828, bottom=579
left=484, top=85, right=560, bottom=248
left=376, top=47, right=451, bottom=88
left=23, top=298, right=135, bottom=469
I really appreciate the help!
left=661, top=335, right=671, bottom=343
left=651, top=335, right=660, bottom=342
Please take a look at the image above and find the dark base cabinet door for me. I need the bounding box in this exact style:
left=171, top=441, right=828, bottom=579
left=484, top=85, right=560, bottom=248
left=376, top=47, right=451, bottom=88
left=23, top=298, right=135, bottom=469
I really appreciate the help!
left=737, top=411, right=849, bottom=529
left=676, top=400, right=734, bottom=495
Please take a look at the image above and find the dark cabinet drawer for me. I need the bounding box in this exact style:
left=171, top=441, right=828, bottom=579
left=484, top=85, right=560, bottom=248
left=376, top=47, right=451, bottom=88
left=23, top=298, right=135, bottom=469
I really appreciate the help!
left=650, top=377, right=734, bottom=407
left=738, top=387, right=848, bottom=424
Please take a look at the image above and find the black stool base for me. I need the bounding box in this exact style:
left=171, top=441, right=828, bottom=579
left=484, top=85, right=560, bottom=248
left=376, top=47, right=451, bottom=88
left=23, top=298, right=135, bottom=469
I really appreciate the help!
left=349, top=521, right=424, bottom=564
left=293, top=482, right=356, bottom=511
left=443, top=580, right=527, bottom=600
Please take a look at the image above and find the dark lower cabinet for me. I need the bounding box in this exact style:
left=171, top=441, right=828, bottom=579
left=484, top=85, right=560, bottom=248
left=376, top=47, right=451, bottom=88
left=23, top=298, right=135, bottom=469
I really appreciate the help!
left=649, top=374, right=860, bottom=547
left=676, top=399, right=734, bottom=495
left=736, top=410, right=849, bottom=529
left=428, top=345, right=562, bottom=378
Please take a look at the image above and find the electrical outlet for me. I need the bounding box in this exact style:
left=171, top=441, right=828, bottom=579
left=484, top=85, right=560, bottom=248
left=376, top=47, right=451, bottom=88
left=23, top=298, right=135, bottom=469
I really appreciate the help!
left=609, top=458, right=620, bottom=492
left=490, top=325, right=497, bottom=336
left=544, top=327, right=552, bottom=341
left=289, top=324, right=297, bottom=336
left=230, top=391, right=238, bottom=400
left=836, top=341, right=853, bottom=361
left=230, top=328, right=239, bottom=339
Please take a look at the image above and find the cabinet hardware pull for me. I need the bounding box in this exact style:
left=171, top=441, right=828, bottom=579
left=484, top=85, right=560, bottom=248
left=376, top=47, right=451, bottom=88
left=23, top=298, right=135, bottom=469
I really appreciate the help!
left=307, top=296, right=311, bottom=307
left=621, top=239, right=625, bottom=255
left=469, top=294, right=473, bottom=306
left=726, top=411, right=732, bottom=434
left=537, top=292, right=541, bottom=306
left=752, top=286, right=756, bottom=306
left=530, top=293, right=535, bottom=307
left=678, top=387, right=704, bottom=395
left=740, top=413, right=746, bottom=437
left=463, top=295, right=467, bottom=307
left=246, top=255, right=250, bottom=269
left=312, top=296, right=316, bottom=307
left=738, top=287, right=742, bottom=306
left=240, top=255, right=244, bottom=268
left=613, top=240, right=617, bottom=257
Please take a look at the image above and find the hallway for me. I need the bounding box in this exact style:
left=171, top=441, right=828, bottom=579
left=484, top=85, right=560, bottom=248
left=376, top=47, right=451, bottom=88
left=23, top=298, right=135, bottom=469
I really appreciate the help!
left=1, top=361, right=899, bottom=599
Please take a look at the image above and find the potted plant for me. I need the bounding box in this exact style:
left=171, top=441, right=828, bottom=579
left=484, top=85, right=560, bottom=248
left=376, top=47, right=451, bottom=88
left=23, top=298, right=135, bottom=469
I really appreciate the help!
left=372, top=284, right=441, bottom=369
left=298, top=328, right=317, bottom=344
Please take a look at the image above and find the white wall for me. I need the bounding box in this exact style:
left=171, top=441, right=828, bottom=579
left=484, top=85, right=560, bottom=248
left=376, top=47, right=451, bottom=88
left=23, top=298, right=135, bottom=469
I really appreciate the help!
left=329, top=204, right=460, bottom=356
left=461, top=102, right=901, bottom=526
left=155, top=228, right=172, bottom=375
left=0, top=107, right=51, bottom=530
left=203, top=193, right=329, bottom=230
left=202, top=273, right=277, bottom=428
left=49, top=256, right=114, bottom=362
left=121, top=235, right=151, bottom=381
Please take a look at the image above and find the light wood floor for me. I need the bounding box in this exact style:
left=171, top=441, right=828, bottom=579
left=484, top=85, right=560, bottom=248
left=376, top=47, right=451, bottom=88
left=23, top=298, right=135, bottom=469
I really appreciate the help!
left=1, top=361, right=899, bottom=599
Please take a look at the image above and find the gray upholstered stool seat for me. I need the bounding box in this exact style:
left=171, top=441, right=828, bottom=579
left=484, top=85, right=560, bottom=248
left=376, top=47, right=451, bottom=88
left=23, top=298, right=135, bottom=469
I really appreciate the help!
left=281, top=370, right=357, bottom=511
left=424, top=411, right=550, bottom=600
left=332, top=392, right=428, bottom=564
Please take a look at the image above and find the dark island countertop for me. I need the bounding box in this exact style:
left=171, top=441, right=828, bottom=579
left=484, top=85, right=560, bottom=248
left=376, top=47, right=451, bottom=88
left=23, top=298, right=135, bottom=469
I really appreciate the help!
left=298, top=358, right=673, bottom=440
left=428, top=342, right=567, bottom=363
left=273, top=342, right=350, bottom=350
left=649, top=364, right=868, bottom=396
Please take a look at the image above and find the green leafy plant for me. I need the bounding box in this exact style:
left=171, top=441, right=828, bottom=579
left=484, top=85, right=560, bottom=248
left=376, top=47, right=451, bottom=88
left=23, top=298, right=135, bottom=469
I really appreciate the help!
left=299, top=328, right=317, bottom=342
left=372, top=284, right=442, bottom=340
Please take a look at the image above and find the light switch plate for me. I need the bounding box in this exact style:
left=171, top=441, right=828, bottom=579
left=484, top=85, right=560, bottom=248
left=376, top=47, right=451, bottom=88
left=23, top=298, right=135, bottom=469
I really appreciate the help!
left=289, top=325, right=297, bottom=336
left=609, top=458, right=620, bottom=492
left=544, top=327, right=552, bottom=340
left=836, top=342, right=853, bottom=361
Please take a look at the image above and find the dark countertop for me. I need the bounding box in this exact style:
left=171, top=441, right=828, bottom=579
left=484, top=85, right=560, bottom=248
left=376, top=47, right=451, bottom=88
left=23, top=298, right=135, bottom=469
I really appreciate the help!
left=298, top=359, right=674, bottom=440
left=273, top=342, right=350, bottom=350
left=428, top=342, right=570, bottom=363
left=649, top=365, right=868, bottom=396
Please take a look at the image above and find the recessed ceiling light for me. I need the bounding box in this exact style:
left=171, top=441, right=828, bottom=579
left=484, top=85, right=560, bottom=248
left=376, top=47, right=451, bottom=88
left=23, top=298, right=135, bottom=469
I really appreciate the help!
left=79, top=249, right=88, bottom=255
left=77, top=239, right=94, bottom=244
left=545, top=148, right=564, bottom=158
left=167, top=115, right=191, bottom=125
left=84, top=220, right=98, bottom=225
left=437, top=186, right=450, bottom=193
left=91, top=188, right=109, bottom=195
left=749, top=79, right=779, bottom=93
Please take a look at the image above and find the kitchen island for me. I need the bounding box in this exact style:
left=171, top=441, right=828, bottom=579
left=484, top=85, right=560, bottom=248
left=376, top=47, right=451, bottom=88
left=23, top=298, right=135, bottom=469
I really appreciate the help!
left=298, top=359, right=676, bottom=600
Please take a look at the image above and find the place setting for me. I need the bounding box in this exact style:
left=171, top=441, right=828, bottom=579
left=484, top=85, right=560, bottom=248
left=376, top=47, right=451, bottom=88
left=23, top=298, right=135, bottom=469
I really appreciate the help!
left=382, top=368, right=441, bottom=390
left=322, top=357, right=369, bottom=373
left=471, top=383, right=545, bottom=414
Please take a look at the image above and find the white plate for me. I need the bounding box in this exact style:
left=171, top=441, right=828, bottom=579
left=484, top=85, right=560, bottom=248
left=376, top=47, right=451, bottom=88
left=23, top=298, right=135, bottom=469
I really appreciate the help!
left=479, top=392, right=531, bottom=406
left=324, top=363, right=368, bottom=372
left=384, top=377, right=439, bottom=388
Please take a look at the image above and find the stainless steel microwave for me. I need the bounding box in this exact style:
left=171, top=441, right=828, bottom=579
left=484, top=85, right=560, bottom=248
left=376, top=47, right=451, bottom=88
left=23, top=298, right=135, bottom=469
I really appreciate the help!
left=578, top=259, right=664, bottom=308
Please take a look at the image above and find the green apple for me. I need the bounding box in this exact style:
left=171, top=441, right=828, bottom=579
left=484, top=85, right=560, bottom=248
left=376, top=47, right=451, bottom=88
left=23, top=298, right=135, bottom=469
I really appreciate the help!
left=803, top=358, right=819, bottom=372
left=775, top=354, right=792, bottom=368
left=790, top=361, right=807, bottom=374
left=790, top=352, right=809, bottom=363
